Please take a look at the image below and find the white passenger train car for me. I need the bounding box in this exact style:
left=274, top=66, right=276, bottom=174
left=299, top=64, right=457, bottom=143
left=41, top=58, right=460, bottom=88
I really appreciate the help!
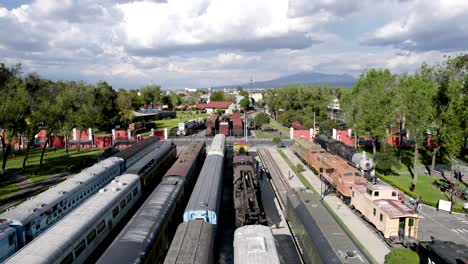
left=234, top=225, right=280, bottom=264
left=4, top=174, right=141, bottom=264
left=0, top=157, right=124, bottom=249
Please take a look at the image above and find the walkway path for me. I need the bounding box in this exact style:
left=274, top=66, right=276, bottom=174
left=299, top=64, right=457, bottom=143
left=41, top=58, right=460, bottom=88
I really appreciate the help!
left=274, top=147, right=391, bottom=264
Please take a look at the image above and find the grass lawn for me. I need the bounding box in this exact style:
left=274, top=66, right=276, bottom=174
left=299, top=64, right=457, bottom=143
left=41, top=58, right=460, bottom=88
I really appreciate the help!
left=138, top=112, right=209, bottom=136
left=0, top=148, right=104, bottom=198
left=0, top=180, right=20, bottom=200
left=379, top=172, right=465, bottom=212
left=254, top=118, right=290, bottom=139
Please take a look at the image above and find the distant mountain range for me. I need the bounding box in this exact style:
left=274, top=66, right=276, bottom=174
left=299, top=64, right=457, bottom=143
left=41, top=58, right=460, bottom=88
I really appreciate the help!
left=212, top=71, right=356, bottom=89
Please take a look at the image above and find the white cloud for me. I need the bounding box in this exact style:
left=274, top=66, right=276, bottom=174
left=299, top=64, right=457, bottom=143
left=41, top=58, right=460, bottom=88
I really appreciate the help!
left=0, top=0, right=465, bottom=89
left=362, top=0, right=468, bottom=52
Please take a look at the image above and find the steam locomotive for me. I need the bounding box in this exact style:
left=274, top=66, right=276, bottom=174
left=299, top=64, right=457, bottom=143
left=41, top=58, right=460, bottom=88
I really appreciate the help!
left=232, top=143, right=267, bottom=227
left=314, top=135, right=375, bottom=181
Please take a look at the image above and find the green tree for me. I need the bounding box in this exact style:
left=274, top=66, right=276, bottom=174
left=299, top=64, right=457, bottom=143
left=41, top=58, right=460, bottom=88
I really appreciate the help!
left=396, top=73, right=436, bottom=182
left=0, top=64, right=27, bottom=174
left=140, top=85, right=161, bottom=106
left=210, top=91, right=226, bottom=101
left=237, top=86, right=248, bottom=97
left=94, top=81, right=118, bottom=131
left=116, top=89, right=135, bottom=127
left=349, top=69, right=397, bottom=153
left=254, top=112, right=270, bottom=128
left=161, top=95, right=173, bottom=108
left=239, top=96, right=250, bottom=110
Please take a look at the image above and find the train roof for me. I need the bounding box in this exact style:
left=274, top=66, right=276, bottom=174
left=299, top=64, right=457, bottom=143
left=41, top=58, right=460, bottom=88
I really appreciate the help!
left=164, top=143, right=205, bottom=178
left=352, top=182, right=394, bottom=192
left=97, top=177, right=184, bottom=264
left=420, top=240, right=468, bottom=264
left=163, top=220, right=214, bottom=264
left=207, top=134, right=226, bottom=157
left=234, top=225, right=280, bottom=264
left=5, top=174, right=140, bottom=264
left=288, top=188, right=369, bottom=264
left=373, top=199, right=417, bottom=218
left=113, top=136, right=160, bottom=160
left=0, top=157, right=123, bottom=224
left=125, top=141, right=175, bottom=175
left=0, top=223, right=15, bottom=240
left=185, top=154, right=224, bottom=213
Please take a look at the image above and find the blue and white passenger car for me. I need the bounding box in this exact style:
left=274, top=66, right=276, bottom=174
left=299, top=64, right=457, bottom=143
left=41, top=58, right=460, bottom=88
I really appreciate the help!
left=183, top=134, right=225, bottom=225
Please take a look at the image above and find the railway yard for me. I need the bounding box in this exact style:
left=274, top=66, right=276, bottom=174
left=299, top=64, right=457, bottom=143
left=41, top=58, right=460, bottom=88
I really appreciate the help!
left=1, top=133, right=467, bottom=264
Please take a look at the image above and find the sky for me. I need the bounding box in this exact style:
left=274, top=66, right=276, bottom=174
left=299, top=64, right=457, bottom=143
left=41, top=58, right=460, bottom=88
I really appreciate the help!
left=0, top=0, right=467, bottom=89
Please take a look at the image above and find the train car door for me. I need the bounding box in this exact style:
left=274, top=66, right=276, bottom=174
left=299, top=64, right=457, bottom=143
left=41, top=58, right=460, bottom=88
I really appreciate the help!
left=398, top=218, right=405, bottom=238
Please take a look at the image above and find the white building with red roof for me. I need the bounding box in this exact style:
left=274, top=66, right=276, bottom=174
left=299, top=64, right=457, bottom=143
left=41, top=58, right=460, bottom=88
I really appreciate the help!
left=350, top=182, right=419, bottom=240
left=196, top=101, right=236, bottom=114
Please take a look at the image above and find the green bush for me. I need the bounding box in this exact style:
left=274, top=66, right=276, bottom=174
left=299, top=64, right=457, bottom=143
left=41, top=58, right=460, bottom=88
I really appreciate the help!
left=296, top=163, right=304, bottom=172
left=272, top=137, right=281, bottom=144
left=385, top=248, right=419, bottom=264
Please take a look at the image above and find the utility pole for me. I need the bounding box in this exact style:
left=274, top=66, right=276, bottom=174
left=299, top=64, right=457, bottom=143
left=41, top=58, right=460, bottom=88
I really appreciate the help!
left=313, top=111, right=316, bottom=138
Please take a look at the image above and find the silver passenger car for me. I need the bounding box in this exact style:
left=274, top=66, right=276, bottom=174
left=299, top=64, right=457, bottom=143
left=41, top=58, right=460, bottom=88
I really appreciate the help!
left=0, top=157, right=124, bottom=248
left=5, top=174, right=142, bottom=264
left=234, top=225, right=280, bottom=264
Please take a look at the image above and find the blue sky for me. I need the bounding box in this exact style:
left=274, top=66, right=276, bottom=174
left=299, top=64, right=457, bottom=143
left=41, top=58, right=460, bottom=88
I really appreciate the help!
left=0, top=0, right=31, bottom=9
left=0, top=0, right=466, bottom=89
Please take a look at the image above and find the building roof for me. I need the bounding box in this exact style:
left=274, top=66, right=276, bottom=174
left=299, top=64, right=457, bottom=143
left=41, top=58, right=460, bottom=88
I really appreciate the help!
left=373, top=199, right=417, bottom=218
left=196, top=101, right=233, bottom=109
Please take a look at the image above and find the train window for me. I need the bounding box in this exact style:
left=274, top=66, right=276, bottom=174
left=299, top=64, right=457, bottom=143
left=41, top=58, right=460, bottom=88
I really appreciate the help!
left=379, top=214, right=383, bottom=222
left=97, top=221, right=105, bottom=234
left=8, top=234, right=15, bottom=246
left=374, top=191, right=379, bottom=197
left=60, top=253, right=74, bottom=264
left=120, top=200, right=126, bottom=209
left=352, top=191, right=354, bottom=198
left=409, top=218, right=414, bottom=226
left=112, top=207, right=120, bottom=218
left=355, top=172, right=362, bottom=177
left=366, top=189, right=372, bottom=196
left=133, top=187, right=138, bottom=196
left=343, top=172, right=353, bottom=177
left=87, top=230, right=97, bottom=244
left=36, top=224, right=40, bottom=230
left=127, top=194, right=132, bottom=203
left=74, top=240, right=86, bottom=257
left=392, top=191, right=397, bottom=197
left=373, top=208, right=376, bottom=216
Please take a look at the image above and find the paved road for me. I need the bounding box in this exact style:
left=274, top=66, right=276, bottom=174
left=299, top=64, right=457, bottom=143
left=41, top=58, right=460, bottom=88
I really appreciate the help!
left=416, top=203, right=468, bottom=245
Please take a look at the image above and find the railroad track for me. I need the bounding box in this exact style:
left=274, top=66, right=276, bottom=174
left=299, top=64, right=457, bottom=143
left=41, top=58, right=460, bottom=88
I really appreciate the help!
left=257, top=147, right=291, bottom=210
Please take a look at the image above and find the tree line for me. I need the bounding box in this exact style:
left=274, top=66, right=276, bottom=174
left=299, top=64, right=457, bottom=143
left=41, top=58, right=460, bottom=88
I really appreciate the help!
left=264, top=54, right=467, bottom=183
left=341, top=55, right=467, bottom=182
left=263, top=84, right=343, bottom=135
left=0, top=63, right=178, bottom=174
